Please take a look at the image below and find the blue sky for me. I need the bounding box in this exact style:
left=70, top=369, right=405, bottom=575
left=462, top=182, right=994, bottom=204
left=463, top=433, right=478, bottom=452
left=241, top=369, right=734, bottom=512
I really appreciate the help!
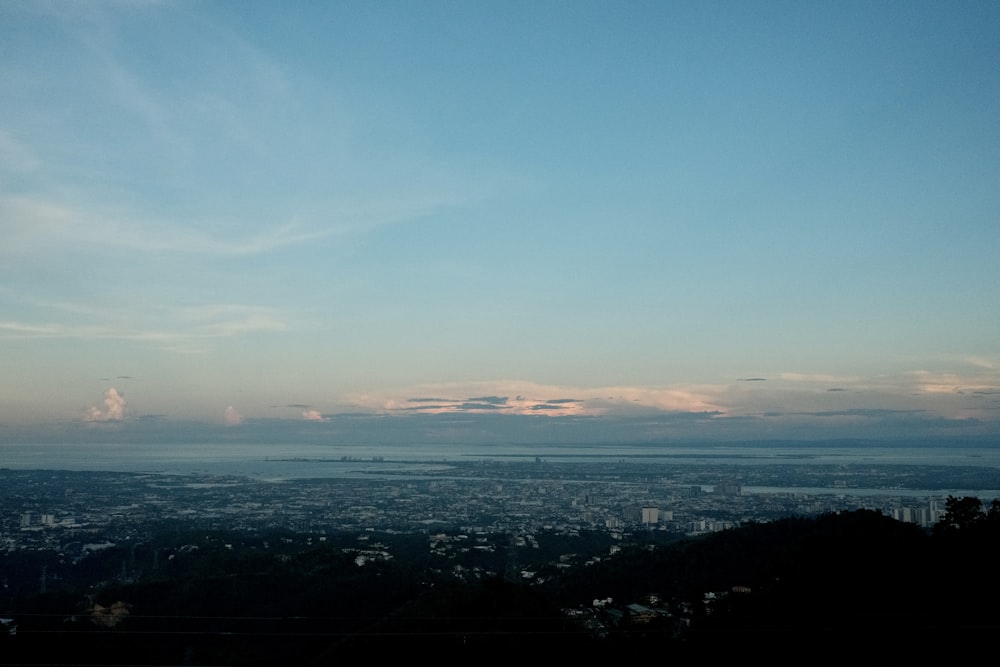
left=2, top=1, right=999, bottom=444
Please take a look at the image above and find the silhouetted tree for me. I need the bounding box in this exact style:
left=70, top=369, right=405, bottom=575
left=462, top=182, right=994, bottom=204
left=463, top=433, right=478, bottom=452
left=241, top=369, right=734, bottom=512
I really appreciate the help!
left=989, top=498, right=1000, bottom=522
left=936, top=495, right=985, bottom=532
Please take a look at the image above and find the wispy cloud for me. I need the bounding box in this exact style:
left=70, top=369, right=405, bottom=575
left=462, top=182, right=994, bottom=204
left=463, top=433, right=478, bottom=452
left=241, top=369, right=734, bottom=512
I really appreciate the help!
left=0, top=2, right=481, bottom=264
left=0, top=193, right=429, bottom=259
left=0, top=302, right=286, bottom=348
left=788, top=408, right=927, bottom=419
left=963, top=356, right=997, bottom=370
left=778, top=372, right=862, bottom=384
left=0, top=322, right=63, bottom=336
left=0, top=130, right=41, bottom=173
left=907, top=370, right=1000, bottom=396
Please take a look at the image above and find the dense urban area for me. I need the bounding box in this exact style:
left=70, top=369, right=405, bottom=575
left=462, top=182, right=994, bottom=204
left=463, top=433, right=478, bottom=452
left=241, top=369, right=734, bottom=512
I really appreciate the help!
left=6, top=458, right=997, bottom=543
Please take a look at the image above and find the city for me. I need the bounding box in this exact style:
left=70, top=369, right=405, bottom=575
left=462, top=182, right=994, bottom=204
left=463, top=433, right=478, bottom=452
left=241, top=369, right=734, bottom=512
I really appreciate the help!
left=8, top=458, right=996, bottom=551
left=3, top=458, right=1000, bottom=662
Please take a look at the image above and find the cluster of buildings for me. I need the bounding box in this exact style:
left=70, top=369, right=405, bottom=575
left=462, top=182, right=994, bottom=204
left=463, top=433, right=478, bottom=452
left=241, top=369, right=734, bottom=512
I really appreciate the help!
left=1, top=460, right=972, bottom=556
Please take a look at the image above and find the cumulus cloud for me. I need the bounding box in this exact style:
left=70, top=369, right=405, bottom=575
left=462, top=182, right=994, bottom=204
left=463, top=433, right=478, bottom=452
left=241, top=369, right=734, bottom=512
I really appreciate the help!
left=85, top=388, right=127, bottom=422
left=467, top=396, right=508, bottom=405
left=355, top=381, right=725, bottom=417
left=302, top=409, right=327, bottom=422
left=224, top=405, right=244, bottom=426
left=345, top=369, right=1000, bottom=431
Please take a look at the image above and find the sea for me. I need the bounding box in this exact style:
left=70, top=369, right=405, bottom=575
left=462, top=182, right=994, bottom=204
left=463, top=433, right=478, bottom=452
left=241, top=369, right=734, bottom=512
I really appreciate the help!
left=3, top=440, right=1000, bottom=499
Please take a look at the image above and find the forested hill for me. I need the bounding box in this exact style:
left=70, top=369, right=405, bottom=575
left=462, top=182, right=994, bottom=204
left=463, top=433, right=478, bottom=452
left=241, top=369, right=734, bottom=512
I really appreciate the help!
left=546, top=502, right=1000, bottom=662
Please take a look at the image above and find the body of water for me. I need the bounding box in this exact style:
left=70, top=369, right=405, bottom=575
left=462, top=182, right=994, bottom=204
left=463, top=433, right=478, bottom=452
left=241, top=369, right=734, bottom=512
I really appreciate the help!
left=3, top=440, right=1000, bottom=476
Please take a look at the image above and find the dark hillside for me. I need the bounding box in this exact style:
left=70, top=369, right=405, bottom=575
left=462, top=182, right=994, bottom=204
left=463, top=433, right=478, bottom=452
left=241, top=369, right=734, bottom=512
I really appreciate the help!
left=3, top=507, right=999, bottom=663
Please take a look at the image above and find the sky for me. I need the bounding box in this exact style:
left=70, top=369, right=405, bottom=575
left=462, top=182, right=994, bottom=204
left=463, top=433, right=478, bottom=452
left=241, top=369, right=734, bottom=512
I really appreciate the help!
left=1, top=1, right=999, bottom=446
